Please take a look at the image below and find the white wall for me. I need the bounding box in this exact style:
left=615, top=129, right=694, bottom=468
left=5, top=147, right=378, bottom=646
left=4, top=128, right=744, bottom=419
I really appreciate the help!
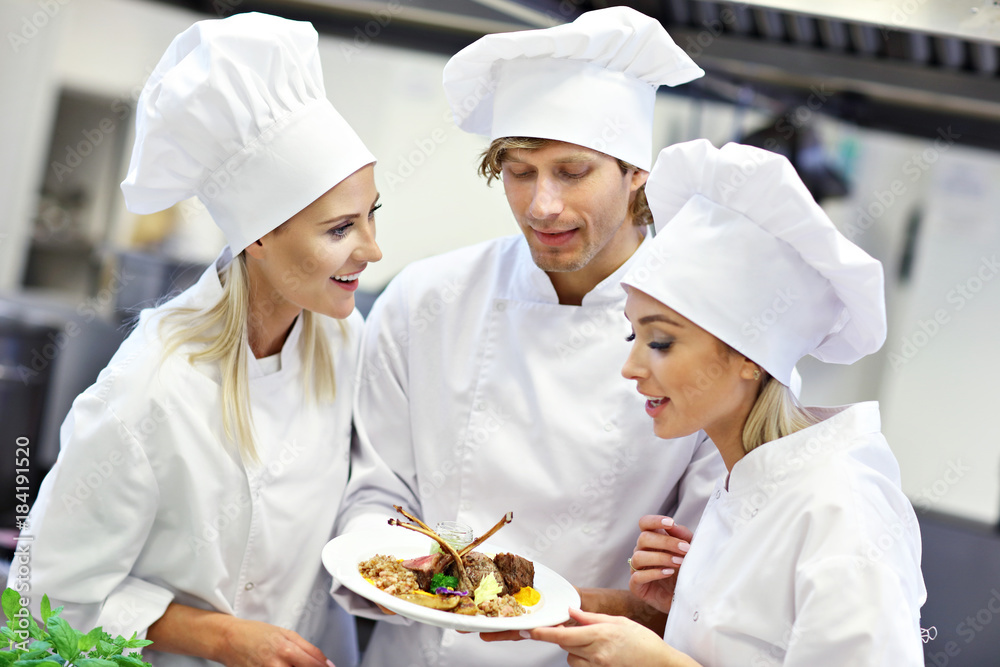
left=314, top=30, right=516, bottom=288
left=879, top=144, right=1000, bottom=524
left=0, top=0, right=66, bottom=289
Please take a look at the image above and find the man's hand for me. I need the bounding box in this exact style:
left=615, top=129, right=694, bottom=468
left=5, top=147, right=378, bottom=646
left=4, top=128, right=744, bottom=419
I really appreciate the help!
left=628, top=515, right=692, bottom=616
left=147, top=603, right=333, bottom=667
left=579, top=587, right=666, bottom=634
left=528, top=608, right=701, bottom=667
left=479, top=628, right=531, bottom=642
left=219, top=618, right=331, bottom=667
left=480, top=586, right=666, bottom=643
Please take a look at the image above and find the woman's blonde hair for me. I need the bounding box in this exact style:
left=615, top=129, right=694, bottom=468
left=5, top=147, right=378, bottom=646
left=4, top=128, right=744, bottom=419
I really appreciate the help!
left=157, top=252, right=338, bottom=463
left=478, top=137, right=653, bottom=227
left=742, top=372, right=821, bottom=453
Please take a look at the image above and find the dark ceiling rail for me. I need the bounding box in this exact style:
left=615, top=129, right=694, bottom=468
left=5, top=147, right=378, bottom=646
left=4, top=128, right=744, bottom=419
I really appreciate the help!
left=145, top=0, right=1000, bottom=151
left=638, top=0, right=1000, bottom=76
left=591, top=1, right=1000, bottom=151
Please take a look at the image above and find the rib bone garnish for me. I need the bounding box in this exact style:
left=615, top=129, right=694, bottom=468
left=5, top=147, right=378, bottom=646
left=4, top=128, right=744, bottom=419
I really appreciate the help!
left=389, top=512, right=473, bottom=592
left=393, top=505, right=435, bottom=533
left=458, top=511, right=514, bottom=557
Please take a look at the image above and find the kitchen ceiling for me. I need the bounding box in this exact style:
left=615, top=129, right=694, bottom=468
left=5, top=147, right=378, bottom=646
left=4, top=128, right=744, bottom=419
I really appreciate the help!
left=705, top=0, right=1000, bottom=45
left=152, top=0, right=1000, bottom=150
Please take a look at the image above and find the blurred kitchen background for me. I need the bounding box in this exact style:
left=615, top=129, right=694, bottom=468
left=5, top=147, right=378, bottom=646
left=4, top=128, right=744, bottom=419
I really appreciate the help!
left=1, top=0, right=999, bottom=663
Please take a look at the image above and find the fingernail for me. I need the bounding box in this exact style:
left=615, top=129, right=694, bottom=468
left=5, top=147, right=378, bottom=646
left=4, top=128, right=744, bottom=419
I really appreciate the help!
left=678, top=541, right=690, bottom=553
left=519, top=630, right=531, bottom=639
left=662, top=568, right=675, bottom=576
left=327, top=660, right=336, bottom=667
left=672, top=556, right=684, bottom=565
left=661, top=517, right=674, bottom=528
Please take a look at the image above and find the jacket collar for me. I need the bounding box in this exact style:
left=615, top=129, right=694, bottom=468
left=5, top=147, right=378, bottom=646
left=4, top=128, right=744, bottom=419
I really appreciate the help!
left=726, top=401, right=884, bottom=497
left=169, top=246, right=304, bottom=380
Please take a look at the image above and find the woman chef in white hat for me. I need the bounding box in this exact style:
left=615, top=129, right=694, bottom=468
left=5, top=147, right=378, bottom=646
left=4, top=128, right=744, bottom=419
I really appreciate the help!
left=527, top=140, right=927, bottom=665
left=12, top=12, right=380, bottom=667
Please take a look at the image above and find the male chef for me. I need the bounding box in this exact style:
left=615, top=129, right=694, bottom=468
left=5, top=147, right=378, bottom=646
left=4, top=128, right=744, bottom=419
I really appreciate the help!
left=333, top=7, right=725, bottom=667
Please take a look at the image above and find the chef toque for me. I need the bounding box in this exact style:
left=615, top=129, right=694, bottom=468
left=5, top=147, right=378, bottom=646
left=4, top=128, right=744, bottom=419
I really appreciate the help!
left=622, top=139, right=886, bottom=386
left=121, top=12, right=375, bottom=253
left=442, top=6, right=703, bottom=170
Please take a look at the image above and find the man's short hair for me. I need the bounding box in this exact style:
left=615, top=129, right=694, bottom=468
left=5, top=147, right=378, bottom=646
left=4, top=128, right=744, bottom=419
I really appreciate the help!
left=478, top=137, right=652, bottom=227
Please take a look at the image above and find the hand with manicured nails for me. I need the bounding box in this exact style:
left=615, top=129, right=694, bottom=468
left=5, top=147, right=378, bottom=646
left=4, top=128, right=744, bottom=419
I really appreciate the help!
left=628, top=515, right=692, bottom=616
left=478, top=586, right=666, bottom=643
left=528, top=608, right=701, bottom=667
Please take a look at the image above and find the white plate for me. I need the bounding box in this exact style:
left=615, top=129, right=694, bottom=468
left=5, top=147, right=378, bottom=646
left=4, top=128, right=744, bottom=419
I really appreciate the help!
left=323, top=527, right=581, bottom=632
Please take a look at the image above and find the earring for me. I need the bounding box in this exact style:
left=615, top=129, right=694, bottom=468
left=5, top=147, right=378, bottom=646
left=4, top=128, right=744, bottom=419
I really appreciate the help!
left=753, top=369, right=761, bottom=381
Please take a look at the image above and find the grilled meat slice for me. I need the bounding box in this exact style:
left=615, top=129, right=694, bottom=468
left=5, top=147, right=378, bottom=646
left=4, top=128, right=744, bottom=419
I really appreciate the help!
left=493, top=552, right=534, bottom=594
left=401, top=552, right=453, bottom=590
left=447, top=551, right=508, bottom=595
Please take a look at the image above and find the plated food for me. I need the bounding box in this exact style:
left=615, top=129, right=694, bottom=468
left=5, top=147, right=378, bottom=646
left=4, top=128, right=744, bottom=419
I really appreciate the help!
left=322, top=518, right=581, bottom=631
left=358, top=506, right=539, bottom=617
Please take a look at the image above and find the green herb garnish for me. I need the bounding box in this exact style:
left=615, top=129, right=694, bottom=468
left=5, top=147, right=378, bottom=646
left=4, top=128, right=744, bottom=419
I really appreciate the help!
left=429, top=573, right=459, bottom=591
left=2, top=588, right=153, bottom=667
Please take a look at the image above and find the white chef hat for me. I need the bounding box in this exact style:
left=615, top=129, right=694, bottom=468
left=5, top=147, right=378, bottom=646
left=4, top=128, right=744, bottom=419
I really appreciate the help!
left=442, top=7, right=703, bottom=170
left=622, top=139, right=886, bottom=386
left=121, top=12, right=375, bottom=253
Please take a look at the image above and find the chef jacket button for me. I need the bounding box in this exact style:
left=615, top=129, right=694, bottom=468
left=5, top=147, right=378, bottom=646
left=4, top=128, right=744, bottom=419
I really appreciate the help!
left=751, top=508, right=758, bottom=518
left=715, top=490, right=721, bottom=499
left=581, top=525, right=592, bottom=534
left=603, top=423, right=613, bottom=432
left=693, top=611, right=699, bottom=621
left=245, top=582, right=254, bottom=591
left=460, top=501, right=471, bottom=511
left=476, top=402, right=486, bottom=411
left=441, top=630, right=457, bottom=646
left=495, top=302, right=506, bottom=312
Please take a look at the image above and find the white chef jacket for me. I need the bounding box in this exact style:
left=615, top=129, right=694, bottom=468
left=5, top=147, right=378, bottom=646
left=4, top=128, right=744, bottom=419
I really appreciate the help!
left=9, top=249, right=361, bottom=667
left=333, top=234, right=726, bottom=667
left=664, top=402, right=926, bottom=666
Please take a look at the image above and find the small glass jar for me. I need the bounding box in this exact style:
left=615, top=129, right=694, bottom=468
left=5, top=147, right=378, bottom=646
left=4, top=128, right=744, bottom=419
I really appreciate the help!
left=434, top=521, right=474, bottom=551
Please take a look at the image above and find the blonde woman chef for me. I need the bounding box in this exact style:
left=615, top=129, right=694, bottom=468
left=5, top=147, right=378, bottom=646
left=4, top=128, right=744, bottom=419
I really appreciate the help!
left=8, top=13, right=380, bottom=667
left=528, top=140, right=926, bottom=665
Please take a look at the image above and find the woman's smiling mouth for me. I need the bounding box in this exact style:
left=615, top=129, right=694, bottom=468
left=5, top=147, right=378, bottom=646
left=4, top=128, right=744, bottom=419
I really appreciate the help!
left=331, top=269, right=363, bottom=291
left=644, top=395, right=669, bottom=417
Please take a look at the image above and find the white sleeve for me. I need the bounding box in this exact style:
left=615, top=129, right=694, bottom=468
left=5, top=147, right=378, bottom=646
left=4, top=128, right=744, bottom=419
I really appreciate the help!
left=331, top=277, right=420, bottom=622
left=784, top=555, right=924, bottom=666
left=669, top=431, right=726, bottom=532
left=11, top=393, right=173, bottom=638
